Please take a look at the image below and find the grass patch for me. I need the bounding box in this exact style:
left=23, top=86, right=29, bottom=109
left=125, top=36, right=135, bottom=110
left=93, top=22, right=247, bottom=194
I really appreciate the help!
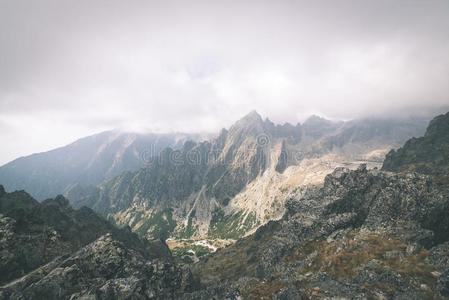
left=286, top=230, right=438, bottom=291
left=208, top=209, right=259, bottom=239
left=243, top=279, right=286, bottom=300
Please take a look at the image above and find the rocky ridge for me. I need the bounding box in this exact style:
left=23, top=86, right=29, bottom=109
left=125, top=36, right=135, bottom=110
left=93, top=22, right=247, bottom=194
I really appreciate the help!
left=383, top=111, right=449, bottom=181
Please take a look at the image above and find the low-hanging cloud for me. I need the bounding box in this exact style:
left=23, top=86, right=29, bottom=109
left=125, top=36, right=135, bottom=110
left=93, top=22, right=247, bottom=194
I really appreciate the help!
left=1, top=0, right=449, bottom=164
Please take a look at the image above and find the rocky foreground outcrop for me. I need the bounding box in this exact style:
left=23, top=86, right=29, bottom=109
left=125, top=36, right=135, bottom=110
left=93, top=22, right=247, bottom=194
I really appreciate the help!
left=193, top=165, right=449, bottom=299
left=0, top=234, right=197, bottom=299
left=0, top=186, right=189, bottom=299
left=0, top=187, right=148, bottom=285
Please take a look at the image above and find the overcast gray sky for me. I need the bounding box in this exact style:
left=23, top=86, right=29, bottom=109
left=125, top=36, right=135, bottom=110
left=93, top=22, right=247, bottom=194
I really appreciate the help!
left=1, top=0, right=449, bottom=165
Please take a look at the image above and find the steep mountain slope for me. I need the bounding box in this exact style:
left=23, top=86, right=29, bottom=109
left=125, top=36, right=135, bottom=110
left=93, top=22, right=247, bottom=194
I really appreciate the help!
left=193, top=165, right=449, bottom=299
left=0, top=185, right=169, bottom=285
left=0, top=131, right=200, bottom=200
left=75, top=112, right=428, bottom=240
left=383, top=111, right=449, bottom=180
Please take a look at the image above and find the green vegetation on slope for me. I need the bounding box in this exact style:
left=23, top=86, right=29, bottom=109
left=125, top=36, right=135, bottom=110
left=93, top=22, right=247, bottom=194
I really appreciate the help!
left=208, top=209, right=259, bottom=239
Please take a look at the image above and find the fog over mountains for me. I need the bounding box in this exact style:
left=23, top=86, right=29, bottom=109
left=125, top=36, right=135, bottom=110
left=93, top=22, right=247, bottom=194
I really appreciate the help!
left=1, top=0, right=449, bottom=166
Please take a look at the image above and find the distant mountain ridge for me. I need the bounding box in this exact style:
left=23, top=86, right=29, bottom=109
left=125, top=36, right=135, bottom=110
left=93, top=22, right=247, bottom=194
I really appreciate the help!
left=0, top=131, right=203, bottom=200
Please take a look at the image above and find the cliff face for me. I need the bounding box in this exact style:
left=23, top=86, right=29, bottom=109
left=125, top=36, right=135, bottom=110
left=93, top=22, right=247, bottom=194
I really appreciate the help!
left=383, top=111, right=449, bottom=180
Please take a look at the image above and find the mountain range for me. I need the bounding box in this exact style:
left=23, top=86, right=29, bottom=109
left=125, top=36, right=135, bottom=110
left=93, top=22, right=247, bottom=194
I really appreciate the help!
left=65, top=111, right=428, bottom=240
left=0, top=110, right=448, bottom=299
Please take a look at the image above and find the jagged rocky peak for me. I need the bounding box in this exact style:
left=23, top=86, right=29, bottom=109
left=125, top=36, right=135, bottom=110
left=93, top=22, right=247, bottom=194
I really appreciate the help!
left=227, top=110, right=265, bottom=139
left=425, top=111, right=449, bottom=138
left=213, top=110, right=271, bottom=170
left=207, top=111, right=268, bottom=166
left=303, top=114, right=333, bottom=125
left=0, top=189, right=39, bottom=212
left=264, top=118, right=302, bottom=142
left=229, top=110, right=303, bottom=141
left=237, top=110, right=263, bottom=124
left=302, top=114, right=341, bottom=138
left=41, top=194, right=71, bottom=209
left=225, top=110, right=302, bottom=149
left=232, top=110, right=264, bottom=130
left=225, top=111, right=265, bottom=148
left=382, top=111, right=449, bottom=177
